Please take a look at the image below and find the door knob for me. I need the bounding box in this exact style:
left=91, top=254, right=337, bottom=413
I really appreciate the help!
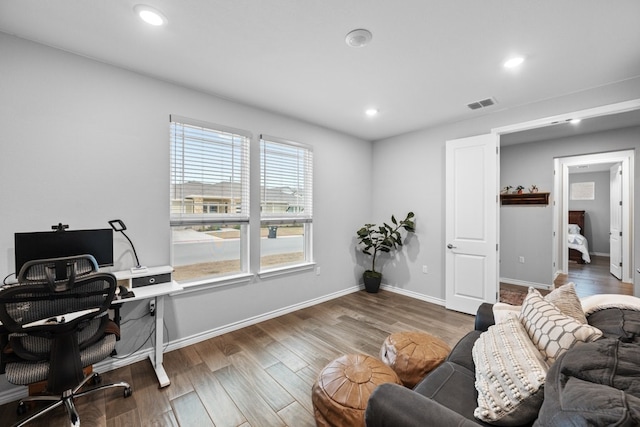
left=447, top=244, right=457, bottom=249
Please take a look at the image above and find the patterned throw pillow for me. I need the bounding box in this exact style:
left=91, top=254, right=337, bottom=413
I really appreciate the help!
left=472, top=313, right=548, bottom=425
left=544, top=282, right=587, bottom=324
left=493, top=283, right=586, bottom=325
left=520, top=288, right=602, bottom=364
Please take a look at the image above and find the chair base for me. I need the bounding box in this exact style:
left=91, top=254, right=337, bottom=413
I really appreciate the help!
left=14, top=372, right=132, bottom=427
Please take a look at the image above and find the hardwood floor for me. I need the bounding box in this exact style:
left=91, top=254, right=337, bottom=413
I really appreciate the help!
left=0, top=291, right=475, bottom=427
left=501, top=254, right=634, bottom=303
left=559, top=254, right=633, bottom=297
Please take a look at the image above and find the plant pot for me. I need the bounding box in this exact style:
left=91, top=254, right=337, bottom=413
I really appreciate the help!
left=363, top=271, right=382, bottom=293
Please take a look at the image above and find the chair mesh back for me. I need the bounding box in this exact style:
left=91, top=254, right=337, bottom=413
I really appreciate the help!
left=17, top=255, right=99, bottom=292
left=0, top=274, right=115, bottom=329
left=0, top=256, right=117, bottom=392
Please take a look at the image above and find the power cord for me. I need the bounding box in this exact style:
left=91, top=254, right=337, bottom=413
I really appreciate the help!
left=111, top=306, right=157, bottom=360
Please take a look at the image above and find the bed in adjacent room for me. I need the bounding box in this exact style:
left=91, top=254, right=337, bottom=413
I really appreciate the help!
left=568, top=210, right=591, bottom=263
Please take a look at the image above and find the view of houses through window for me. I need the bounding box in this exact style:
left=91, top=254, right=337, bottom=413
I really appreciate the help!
left=169, top=117, right=312, bottom=283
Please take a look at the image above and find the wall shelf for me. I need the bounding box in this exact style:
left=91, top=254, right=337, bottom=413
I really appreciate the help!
left=500, top=192, right=549, bottom=206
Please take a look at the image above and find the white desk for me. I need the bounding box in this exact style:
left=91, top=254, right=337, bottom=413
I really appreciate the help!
left=112, top=268, right=182, bottom=388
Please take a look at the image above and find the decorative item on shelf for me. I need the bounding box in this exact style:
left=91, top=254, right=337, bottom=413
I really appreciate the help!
left=501, top=185, right=513, bottom=194
left=356, top=212, right=415, bottom=293
left=515, top=185, right=525, bottom=194
left=529, top=185, right=539, bottom=193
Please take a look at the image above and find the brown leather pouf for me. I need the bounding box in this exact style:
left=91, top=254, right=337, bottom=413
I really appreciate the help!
left=380, top=331, right=451, bottom=388
left=312, top=354, right=401, bottom=427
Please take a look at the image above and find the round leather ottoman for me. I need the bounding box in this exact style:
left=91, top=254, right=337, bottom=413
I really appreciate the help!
left=312, top=354, right=401, bottom=427
left=380, top=331, right=451, bottom=388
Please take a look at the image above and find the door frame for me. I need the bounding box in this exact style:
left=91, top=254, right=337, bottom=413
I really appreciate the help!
left=491, top=99, right=640, bottom=292
left=554, top=151, right=633, bottom=282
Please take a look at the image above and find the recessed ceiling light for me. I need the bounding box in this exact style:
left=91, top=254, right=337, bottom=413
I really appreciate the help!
left=365, top=108, right=379, bottom=117
left=569, top=118, right=582, bottom=125
left=134, top=4, right=168, bottom=26
left=503, top=56, right=525, bottom=68
left=346, top=29, right=373, bottom=48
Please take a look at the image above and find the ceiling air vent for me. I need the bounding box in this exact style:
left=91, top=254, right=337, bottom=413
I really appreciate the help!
left=467, top=97, right=497, bottom=110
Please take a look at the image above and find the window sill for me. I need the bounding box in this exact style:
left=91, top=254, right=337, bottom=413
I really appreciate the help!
left=258, top=262, right=316, bottom=279
left=174, top=272, right=254, bottom=295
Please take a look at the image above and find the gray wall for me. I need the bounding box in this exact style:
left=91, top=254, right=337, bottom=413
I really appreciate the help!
left=2, top=30, right=640, bottom=399
left=499, top=128, right=640, bottom=286
left=569, top=171, right=611, bottom=254
left=372, top=85, right=640, bottom=299
left=0, top=33, right=373, bottom=396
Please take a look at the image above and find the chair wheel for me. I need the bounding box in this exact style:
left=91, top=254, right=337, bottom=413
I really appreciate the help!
left=92, top=373, right=102, bottom=385
left=17, top=401, right=27, bottom=415
left=124, top=387, right=132, bottom=398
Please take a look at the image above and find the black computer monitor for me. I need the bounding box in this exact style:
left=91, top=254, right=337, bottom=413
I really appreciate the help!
left=14, top=229, right=114, bottom=274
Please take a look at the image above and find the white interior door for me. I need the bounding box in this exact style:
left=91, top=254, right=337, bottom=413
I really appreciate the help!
left=445, top=134, right=498, bottom=314
left=610, top=164, right=622, bottom=279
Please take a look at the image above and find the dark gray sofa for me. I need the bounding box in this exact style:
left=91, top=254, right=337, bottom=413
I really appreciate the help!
left=365, top=303, right=640, bottom=427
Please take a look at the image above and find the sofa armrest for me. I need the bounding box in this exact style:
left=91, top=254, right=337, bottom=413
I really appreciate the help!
left=474, top=303, right=495, bottom=332
left=365, top=383, right=482, bottom=427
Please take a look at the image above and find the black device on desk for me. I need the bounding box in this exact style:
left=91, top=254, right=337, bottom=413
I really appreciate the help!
left=116, top=285, right=135, bottom=299
left=14, top=224, right=114, bottom=276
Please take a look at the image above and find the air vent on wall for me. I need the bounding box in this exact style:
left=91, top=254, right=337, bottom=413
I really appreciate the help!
left=467, top=97, right=497, bottom=110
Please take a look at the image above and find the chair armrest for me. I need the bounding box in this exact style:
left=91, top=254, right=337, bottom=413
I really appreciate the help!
left=474, top=303, right=495, bottom=332
left=365, top=383, right=482, bottom=427
left=0, top=327, right=7, bottom=374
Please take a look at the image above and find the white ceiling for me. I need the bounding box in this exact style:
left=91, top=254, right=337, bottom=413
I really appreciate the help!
left=1, top=1, right=640, bottom=141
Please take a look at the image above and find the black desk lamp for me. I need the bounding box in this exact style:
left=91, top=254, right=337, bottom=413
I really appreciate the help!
left=109, top=219, right=147, bottom=273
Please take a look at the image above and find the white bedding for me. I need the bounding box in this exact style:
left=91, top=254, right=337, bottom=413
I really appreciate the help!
left=568, top=232, right=591, bottom=263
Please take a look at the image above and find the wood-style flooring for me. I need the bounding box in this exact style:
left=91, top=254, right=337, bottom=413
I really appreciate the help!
left=559, top=255, right=633, bottom=297
left=0, top=291, right=475, bottom=427
left=501, top=254, right=634, bottom=301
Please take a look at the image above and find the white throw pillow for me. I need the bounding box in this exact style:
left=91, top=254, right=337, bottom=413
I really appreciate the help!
left=472, top=313, right=548, bottom=425
left=492, top=302, right=521, bottom=324
left=520, top=288, right=602, bottom=364
left=568, top=223, right=581, bottom=234
left=494, top=283, right=586, bottom=325
left=544, top=282, right=587, bottom=324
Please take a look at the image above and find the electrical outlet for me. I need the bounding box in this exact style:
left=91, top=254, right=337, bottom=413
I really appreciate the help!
left=149, top=300, right=156, bottom=316
left=422, top=265, right=428, bottom=274
left=316, top=266, right=321, bottom=276
left=519, top=256, right=525, bottom=264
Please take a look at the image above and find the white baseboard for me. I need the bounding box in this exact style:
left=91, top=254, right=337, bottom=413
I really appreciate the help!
left=499, top=277, right=552, bottom=290
left=0, top=284, right=447, bottom=405
left=380, top=284, right=445, bottom=306
left=0, top=285, right=363, bottom=405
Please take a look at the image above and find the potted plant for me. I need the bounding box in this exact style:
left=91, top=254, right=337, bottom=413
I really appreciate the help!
left=515, top=185, right=525, bottom=194
left=356, top=212, right=416, bottom=293
left=529, top=184, right=539, bottom=193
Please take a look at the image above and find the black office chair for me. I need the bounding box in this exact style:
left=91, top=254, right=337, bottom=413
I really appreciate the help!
left=0, top=255, right=132, bottom=427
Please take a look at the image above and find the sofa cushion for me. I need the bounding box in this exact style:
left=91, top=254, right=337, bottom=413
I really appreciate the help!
left=472, top=313, right=548, bottom=425
left=445, top=330, right=481, bottom=372
left=520, top=288, right=602, bottom=364
left=534, top=338, right=640, bottom=426
left=413, top=361, right=481, bottom=423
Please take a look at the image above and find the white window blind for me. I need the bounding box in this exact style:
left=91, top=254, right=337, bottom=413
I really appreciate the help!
left=260, top=135, right=313, bottom=223
left=170, top=115, right=250, bottom=225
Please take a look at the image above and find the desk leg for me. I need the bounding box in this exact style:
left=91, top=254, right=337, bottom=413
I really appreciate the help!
left=149, top=295, right=171, bottom=388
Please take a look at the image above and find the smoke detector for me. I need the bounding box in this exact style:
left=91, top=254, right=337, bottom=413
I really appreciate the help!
left=345, top=29, right=373, bottom=48
left=467, top=97, right=497, bottom=110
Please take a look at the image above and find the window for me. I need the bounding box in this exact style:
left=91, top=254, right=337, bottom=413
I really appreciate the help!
left=260, top=135, right=313, bottom=270
left=170, top=115, right=250, bottom=283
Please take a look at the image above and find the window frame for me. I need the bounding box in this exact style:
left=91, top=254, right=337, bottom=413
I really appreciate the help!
left=258, top=134, right=314, bottom=274
left=169, top=115, right=252, bottom=286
